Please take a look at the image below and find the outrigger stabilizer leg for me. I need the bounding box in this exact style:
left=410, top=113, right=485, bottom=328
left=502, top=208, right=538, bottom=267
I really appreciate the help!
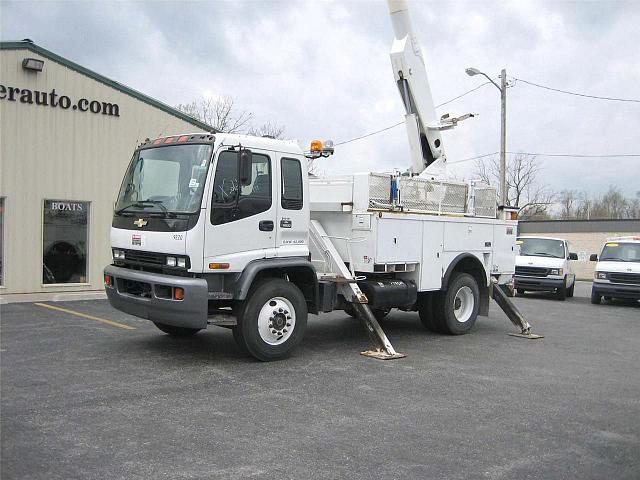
left=352, top=301, right=406, bottom=360
left=309, top=219, right=405, bottom=360
left=491, top=278, right=543, bottom=339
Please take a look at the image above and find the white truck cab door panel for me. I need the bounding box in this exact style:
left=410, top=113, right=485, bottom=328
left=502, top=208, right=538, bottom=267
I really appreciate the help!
left=203, top=148, right=277, bottom=272
left=276, top=154, right=310, bottom=258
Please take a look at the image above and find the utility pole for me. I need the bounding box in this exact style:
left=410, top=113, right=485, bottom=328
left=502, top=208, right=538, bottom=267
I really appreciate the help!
left=465, top=66, right=508, bottom=205
left=500, top=68, right=507, bottom=206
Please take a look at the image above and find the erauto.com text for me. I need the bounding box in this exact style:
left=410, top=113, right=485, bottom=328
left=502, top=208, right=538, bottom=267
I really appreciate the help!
left=0, top=84, right=120, bottom=116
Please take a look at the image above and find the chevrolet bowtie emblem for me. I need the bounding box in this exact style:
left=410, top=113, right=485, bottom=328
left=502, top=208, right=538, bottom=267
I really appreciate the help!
left=134, top=218, right=148, bottom=228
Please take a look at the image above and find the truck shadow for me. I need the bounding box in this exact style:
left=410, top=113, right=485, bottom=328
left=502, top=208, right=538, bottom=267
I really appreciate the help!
left=116, top=310, right=511, bottom=364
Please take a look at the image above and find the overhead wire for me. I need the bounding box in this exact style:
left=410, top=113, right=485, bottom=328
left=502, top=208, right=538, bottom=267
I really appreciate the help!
left=511, top=77, right=640, bottom=103
left=334, top=82, right=492, bottom=146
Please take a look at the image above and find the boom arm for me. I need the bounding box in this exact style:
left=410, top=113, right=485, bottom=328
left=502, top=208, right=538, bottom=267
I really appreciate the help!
left=388, top=0, right=453, bottom=177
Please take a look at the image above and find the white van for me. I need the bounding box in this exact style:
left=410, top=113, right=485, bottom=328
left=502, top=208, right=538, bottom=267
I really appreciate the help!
left=590, top=236, right=640, bottom=304
left=514, top=236, right=577, bottom=300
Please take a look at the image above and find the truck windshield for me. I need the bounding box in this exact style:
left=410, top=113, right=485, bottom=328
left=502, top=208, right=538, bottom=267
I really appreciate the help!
left=115, top=144, right=212, bottom=215
left=517, top=237, right=565, bottom=259
left=600, top=242, right=640, bottom=262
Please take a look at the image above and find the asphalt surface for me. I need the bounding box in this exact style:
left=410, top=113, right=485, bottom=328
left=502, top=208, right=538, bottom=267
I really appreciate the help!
left=2, top=282, right=639, bottom=479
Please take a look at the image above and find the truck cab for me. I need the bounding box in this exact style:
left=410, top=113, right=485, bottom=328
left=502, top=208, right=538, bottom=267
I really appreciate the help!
left=514, top=236, right=577, bottom=300
left=590, top=237, right=640, bottom=304
left=104, top=133, right=322, bottom=360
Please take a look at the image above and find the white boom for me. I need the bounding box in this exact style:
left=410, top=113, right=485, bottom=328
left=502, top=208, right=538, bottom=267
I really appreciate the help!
left=388, top=0, right=472, bottom=178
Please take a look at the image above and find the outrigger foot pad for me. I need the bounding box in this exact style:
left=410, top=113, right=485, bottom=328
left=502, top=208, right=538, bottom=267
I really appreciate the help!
left=361, top=349, right=407, bottom=360
left=508, top=332, right=544, bottom=339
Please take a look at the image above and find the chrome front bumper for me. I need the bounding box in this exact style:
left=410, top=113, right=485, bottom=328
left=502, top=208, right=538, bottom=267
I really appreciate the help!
left=104, top=265, right=209, bottom=329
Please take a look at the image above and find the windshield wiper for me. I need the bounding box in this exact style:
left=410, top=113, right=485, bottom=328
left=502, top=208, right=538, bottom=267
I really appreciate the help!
left=600, top=257, right=626, bottom=262
left=530, top=252, right=559, bottom=257
left=115, top=200, right=175, bottom=217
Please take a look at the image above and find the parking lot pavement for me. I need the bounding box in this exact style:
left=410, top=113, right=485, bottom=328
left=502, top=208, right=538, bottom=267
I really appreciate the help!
left=2, top=281, right=639, bottom=479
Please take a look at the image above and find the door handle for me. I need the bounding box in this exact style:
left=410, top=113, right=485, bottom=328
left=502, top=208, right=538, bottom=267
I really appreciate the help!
left=259, top=220, right=274, bottom=231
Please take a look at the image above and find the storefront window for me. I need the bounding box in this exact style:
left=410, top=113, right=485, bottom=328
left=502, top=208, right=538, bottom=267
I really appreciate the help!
left=0, top=198, right=4, bottom=286
left=42, top=200, right=89, bottom=284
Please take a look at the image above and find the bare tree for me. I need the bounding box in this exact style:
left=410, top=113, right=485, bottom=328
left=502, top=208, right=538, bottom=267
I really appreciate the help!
left=554, top=187, right=639, bottom=220
left=473, top=153, right=554, bottom=219
left=247, top=121, right=285, bottom=139
left=558, top=190, right=578, bottom=219
left=176, top=96, right=253, bottom=133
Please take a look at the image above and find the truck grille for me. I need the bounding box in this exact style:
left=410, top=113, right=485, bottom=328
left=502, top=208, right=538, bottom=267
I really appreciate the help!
left=609, top=272, right=640, bottom=285
left=123, top=249, right=165, bottom=267
left=515, top=266, right=548, bottom=277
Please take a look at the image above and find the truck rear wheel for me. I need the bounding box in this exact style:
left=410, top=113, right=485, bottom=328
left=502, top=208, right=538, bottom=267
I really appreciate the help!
left=153, top=322, right=201, bottom=336
left=234, top=278, right=307, bottom=361
left=435, top=273, right=479, bottom=335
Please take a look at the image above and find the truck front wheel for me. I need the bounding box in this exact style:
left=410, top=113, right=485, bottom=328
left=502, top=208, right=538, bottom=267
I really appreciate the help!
left=234, top=279, right=308, bottom=361
left=435, top=273, right=479, bottom=335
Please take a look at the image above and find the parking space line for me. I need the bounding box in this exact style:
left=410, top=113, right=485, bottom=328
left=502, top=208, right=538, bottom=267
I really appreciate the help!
left=34, top=303, right=136, bottom=330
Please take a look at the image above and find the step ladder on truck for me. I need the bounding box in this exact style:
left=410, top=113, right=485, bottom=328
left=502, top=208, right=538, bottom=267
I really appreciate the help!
left=103, top=0, right=539, bottom=362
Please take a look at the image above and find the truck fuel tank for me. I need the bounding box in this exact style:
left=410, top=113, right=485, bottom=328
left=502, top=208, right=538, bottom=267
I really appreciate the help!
left=357, top=279, right=417, bottom=309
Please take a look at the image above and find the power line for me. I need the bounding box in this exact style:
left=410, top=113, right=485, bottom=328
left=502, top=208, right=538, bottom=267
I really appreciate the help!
left=434, top=81, right=491, bottom=108
left=450, top=151, right=640, bottom=165
left=512, top=77, right=640, bottom=103
left=335, top=83, right=491, bottom=146
left=449, top=152, right=498, bottom=164
left=334, top=121, right=404, bottom=146
left=512, top=152, right=640, bottom=158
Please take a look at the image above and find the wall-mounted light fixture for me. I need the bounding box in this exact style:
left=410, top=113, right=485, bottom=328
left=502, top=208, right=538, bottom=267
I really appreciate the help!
left=22, top=58, right=44, bottom=72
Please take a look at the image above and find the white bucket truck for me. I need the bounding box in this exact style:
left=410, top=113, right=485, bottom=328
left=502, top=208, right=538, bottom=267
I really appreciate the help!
left=104, top=0, right=532, bottom=361
left=590, top=237, right=640, bottom=304
left=514, top=236, right=578, bottom=300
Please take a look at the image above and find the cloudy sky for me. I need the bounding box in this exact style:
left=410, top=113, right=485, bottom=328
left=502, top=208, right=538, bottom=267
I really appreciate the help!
left=3, top=0, right=639, bottom=198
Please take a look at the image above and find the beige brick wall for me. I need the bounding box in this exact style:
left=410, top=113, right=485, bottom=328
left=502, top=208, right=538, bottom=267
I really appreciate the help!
left=521, top=231, right=640, bottom=280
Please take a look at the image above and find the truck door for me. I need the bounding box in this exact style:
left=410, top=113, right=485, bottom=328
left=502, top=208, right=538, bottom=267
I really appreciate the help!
left=276, top=154, right=309, bottom=258
left=203, top=148, right=277, bottom=271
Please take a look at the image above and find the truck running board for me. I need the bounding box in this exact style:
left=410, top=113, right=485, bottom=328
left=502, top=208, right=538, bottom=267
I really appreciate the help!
left=491, top=279, right=543, bottom=339
left=309, top=220, right=405, bottom=360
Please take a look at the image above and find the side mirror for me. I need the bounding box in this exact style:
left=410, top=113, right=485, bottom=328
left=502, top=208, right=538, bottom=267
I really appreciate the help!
left=589, top=254, right=598, bottom=262
left=569, top=252, right=578, bottom=261
left=238, top=149, right=252, bottom=186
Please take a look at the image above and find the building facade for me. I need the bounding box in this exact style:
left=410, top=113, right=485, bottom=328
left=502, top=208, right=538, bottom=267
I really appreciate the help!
left=518, top=219, right=640, bottom=280
left=0, top=40, right=212, bottom=297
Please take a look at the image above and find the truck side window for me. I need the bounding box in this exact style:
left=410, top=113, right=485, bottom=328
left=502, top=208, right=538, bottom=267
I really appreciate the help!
left=211, top=150, right=272, bottom=225
left=281, top=158, right=303, bottom=210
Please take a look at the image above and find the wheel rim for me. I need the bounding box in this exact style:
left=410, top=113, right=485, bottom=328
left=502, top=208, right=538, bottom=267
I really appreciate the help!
left=257, top=297, right=296, bottom=345
left=453, top=286, right=474, bottom=323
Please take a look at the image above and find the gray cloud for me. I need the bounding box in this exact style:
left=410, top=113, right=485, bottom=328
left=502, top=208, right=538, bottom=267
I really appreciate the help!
left=3, top=0, right=639, bottom=197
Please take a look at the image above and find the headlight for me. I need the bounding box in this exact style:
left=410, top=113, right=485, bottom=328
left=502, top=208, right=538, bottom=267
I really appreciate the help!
left=113, top=249, right=125, bottom=260
left=550, top=268, right=563, bottom=276
left=594, top=271, right=607, bottom=280
left=166, top=256, right=188, bottom=268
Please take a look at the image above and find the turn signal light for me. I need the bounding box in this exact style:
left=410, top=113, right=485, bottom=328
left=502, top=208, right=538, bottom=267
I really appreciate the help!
left=510, top=211, right=518, bottom=220
left=104, top=274, right=113, bottom=287
left=174, top=287, right=185, bottom=300
left=209, top=263, right=230, bottom=270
